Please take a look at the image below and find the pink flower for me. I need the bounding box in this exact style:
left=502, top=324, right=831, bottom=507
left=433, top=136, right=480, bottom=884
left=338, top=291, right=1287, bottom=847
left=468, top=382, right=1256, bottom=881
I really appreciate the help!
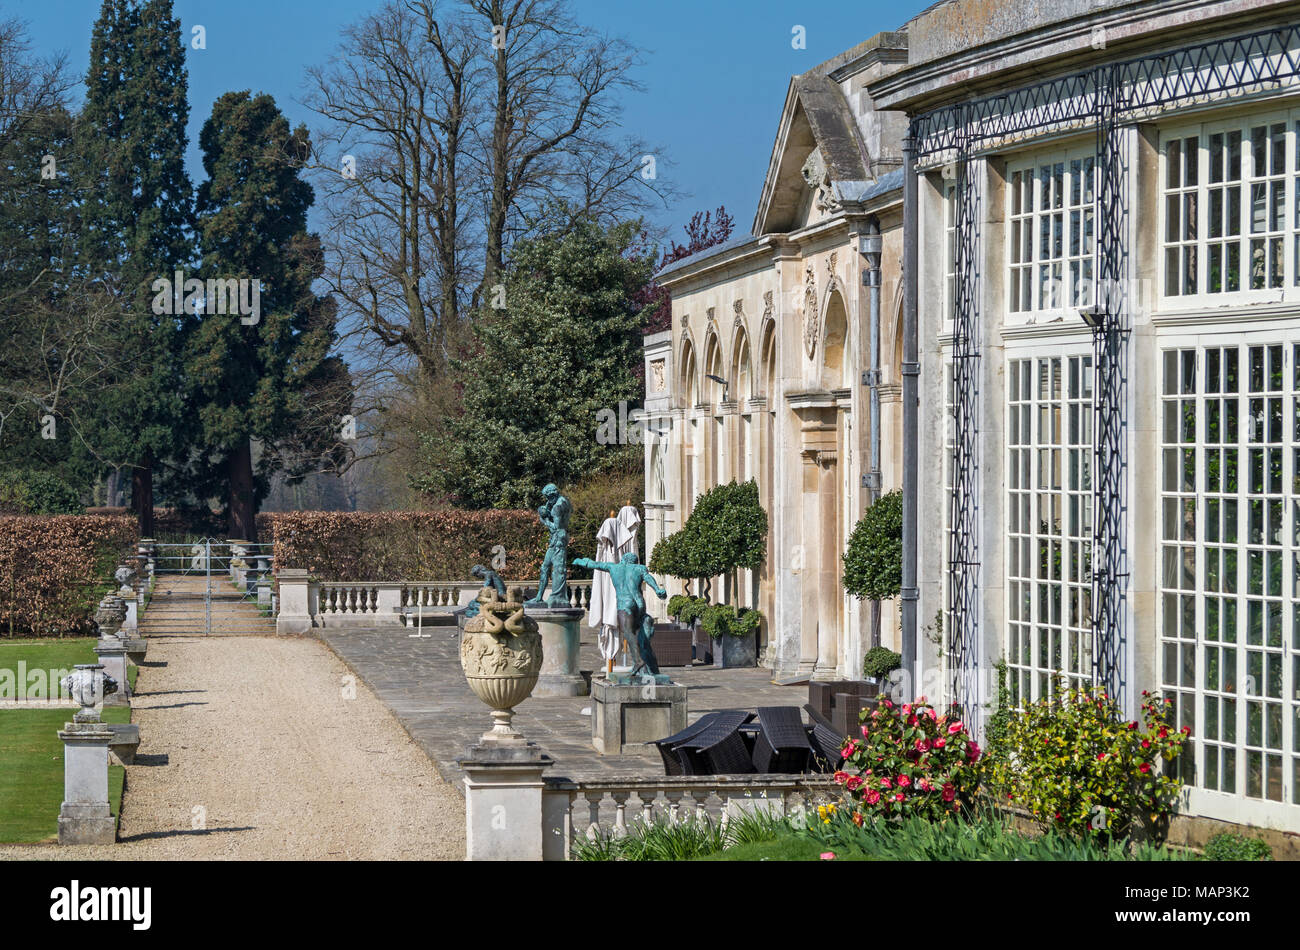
left=894, top=793, right=905, bottom=802
left=942, top=783, right=956, bottom=802
left=861, top=725, right=870, bottom=738
left=915, top=695, right=927, bottom=704
left=1139, top=763, right=1151, bottom=774
left=897, top=774, right=911, bottom=788
left=967, top=741, right=981, bottom=762
left=833, top=771, right=849, bottom=785
left=1097, top=753, right=1106, bottom=761
left=882, top=699, right=893, bottom=709
left=865, top=790, right=880, bottom=805
left=820, top=851, right=837, bottom=861
left=845, top=775, right=864, bottom=792
left=933, top=737, right=946, bottom=749
left=879, top=777, right=892, bottom=790
left=948, top=722, right=963, bottom=735
left=918, top=779, right=933, bottom=792
left=902, top=704, right=912, bottom=715
left=908, top=715, right=918, bottom=726
left=1128, top=721, right=1139, bottom=730
left=915, top=739, right=930, bottom=752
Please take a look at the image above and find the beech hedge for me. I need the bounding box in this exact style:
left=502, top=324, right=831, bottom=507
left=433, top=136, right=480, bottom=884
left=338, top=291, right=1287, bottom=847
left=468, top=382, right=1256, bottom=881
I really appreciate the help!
left=0, top=515, right=137, bottom=637
left=265, top=510, right=547, bottom=581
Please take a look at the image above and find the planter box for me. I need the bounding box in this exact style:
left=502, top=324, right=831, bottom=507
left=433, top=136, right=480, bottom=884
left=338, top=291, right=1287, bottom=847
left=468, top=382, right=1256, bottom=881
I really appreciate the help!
left=692, top=624, right=712, bottom=664
left=711, top=631, right=756, bottom=668
left=652, top=623, right=693, bottom=667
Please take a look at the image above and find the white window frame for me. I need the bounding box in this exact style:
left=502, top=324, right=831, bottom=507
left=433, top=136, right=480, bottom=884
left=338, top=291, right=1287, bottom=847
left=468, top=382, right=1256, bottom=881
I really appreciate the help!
left=1159, top=107, right=1300, bottom=306
left=1005, top=343, right=1096, bottom=707
left=1157, top=329, right=1300, bottom=828
left=1005, top=148, right=1098, bottom=318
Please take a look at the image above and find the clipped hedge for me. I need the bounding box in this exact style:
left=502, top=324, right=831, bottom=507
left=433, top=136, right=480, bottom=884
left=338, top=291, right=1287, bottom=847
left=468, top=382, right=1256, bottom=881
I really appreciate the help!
left=265, top=511, right=548, bottom=581
left=0, top=515, right=138, bottom=637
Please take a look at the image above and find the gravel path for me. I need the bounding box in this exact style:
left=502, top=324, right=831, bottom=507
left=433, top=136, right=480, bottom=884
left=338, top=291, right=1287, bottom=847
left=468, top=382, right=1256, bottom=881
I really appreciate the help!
left=0, top=633, right=465, bottom=861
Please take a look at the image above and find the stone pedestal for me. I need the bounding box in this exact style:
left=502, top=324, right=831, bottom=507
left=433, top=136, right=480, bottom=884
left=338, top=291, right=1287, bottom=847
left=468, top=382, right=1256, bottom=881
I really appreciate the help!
left=525, top=606, right=586, bottom=697
left=124, top=638, right=148, bottom=666
left=591, top=678, right=687, bottom=755
left=57, top=722, right=116, bottom=845
left=107, top=723, right=140, bottom=766
left=276, top=568, right=314, bottom=635
left=94, top=640, right=130, bottom=706
left=458, top=740, right=554, bottom=861
left=122, top=600, right=138, bottom=635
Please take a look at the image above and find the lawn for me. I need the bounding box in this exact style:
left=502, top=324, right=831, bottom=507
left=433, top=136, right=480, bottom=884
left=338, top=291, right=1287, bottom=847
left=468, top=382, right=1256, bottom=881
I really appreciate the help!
left=0, top=707, right=131, bottom=843
left=0, top=637, right=139, bottom=843
left=0, top=637, right=137, bottom=698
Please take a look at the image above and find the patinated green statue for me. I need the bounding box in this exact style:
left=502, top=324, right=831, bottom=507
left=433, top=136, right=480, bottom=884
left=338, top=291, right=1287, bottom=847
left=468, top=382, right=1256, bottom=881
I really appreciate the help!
left=526, top=483, right=572, bottom=609
left=463, top=564, right=507, bottom=618
left=572, top=552, right=668, bottom=684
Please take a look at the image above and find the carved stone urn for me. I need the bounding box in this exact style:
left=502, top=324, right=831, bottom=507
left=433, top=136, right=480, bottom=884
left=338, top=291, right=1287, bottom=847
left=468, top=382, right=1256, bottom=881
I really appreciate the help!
left=459, top=586, right=543, bottom=741
left=62, top=664, right=119, bottom=723
left=114, top=564, right=136, bottom=598
left=93, top=594, right=127, bottom=640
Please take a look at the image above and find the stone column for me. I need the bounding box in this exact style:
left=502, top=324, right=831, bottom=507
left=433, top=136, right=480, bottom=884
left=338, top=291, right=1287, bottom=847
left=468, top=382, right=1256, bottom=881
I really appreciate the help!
left=526, top=606, right=587, bottom=697
left=815, top=449, right=840, bottom=679
left=459, top=743, right=554, bottom=861
left=58, top=665, right=119, bottom=845
left=94, top=639, right=130, bottom=706
left=276, top=568, right=314, bottom=635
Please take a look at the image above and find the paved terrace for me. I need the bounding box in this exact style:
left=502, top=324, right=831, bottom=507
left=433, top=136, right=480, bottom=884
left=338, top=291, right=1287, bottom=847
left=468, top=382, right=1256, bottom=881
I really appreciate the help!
left=317, top=625, right=808, bottom=788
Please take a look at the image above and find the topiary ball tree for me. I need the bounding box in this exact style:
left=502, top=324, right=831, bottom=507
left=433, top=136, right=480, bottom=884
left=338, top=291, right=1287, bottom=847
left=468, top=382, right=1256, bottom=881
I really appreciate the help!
left=649, top=479, right=768, bottom=601
left=842, top=490, right=902, bottom=602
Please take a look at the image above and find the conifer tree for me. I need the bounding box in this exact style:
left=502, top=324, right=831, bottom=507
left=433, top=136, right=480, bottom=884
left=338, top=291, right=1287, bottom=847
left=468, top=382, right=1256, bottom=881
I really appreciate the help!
left=78, top=0, right=194, bottom=534
left=186, top=90, right=347, bottom=540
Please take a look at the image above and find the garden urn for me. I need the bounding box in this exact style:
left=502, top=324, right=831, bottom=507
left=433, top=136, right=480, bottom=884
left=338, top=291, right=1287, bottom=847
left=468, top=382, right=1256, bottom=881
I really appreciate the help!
left=459, top=586, right=543, bottom=741
left=62, top=665, right=119, bottom=723
left=93, top=594, right=127, bottom=640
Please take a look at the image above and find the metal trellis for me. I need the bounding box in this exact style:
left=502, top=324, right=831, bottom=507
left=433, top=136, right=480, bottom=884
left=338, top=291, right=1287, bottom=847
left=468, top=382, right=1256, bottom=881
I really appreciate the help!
left=908, top=22, right=1300, bottom=715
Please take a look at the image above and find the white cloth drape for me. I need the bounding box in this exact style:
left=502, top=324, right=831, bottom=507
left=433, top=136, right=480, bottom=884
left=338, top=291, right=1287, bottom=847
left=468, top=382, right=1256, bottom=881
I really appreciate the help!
left=589, top=506, right=643, bottom=661
left=590, top=517, right=621, bottom=659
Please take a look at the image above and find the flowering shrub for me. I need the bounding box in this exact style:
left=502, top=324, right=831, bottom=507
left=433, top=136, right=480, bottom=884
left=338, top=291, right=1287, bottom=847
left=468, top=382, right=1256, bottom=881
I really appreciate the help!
left=979, top=684, right=1188, bottom=842
left=833, top=697, right=982, bottom=821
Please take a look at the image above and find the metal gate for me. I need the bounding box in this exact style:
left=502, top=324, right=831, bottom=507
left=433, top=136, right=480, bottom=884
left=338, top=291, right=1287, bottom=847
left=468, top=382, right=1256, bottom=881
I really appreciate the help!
left=143, top=539, right=276, bottom=636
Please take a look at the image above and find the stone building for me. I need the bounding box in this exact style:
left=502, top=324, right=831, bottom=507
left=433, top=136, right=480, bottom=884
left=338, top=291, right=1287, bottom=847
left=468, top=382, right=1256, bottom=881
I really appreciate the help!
left=641, top=34, right=909, bottom=681
left=871, top=0, right=1300, bottom=830
left=644, top=0, right=1300, bottom=832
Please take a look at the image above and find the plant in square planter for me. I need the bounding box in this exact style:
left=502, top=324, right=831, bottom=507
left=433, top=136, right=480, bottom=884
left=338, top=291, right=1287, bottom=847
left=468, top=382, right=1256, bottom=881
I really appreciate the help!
left=701, top=603, right=762, bottom=668
left=650, top=480, right=768, bottom=665
left=843, top=490, right=903, bottom=677
left=667, top=593, right=711, bottom=663
left=861, top=646, right=902, bottom=696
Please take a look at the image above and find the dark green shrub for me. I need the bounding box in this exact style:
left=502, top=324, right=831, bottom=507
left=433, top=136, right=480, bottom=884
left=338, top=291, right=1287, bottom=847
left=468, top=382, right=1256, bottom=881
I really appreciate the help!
left=649, top=479, right=767, bottom=594
left=0, top=469, right=83, bottom=514
left=670, top=595, right=708, bottom=626
left=699, top=603, right=762, bottom=639
left=1203, top=832, right=1272, bottom=861
left=862, top=646, right=902, bottom=680
left=842, top=490, right=902, bottom=601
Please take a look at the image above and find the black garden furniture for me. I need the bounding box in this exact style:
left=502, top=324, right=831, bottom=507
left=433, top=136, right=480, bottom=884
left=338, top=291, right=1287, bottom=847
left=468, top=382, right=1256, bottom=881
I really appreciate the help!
left=674, top=710, right=756, bottom=775
left=751, top=706, right=813, bottom=773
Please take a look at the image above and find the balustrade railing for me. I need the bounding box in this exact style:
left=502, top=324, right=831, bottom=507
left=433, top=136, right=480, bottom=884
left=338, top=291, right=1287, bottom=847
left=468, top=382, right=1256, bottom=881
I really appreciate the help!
left=305, top=578, right=593, bottom=625
left=540, top=775, right=838, bottom=860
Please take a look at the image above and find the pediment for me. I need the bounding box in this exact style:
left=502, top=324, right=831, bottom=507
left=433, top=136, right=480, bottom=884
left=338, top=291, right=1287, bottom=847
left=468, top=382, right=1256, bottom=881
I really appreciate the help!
left=753, top=73, right=873, bottom=236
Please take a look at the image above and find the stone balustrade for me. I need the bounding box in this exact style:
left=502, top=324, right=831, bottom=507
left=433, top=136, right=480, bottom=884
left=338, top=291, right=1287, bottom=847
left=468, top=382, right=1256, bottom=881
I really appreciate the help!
left=539, top=775, right=838, bottom=861
left=277, top=575, right=593, bottom=632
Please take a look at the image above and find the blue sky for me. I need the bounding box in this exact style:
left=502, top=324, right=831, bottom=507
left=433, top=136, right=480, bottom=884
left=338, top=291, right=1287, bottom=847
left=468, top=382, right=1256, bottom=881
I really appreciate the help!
left=11, top=0, right=932, bottom=242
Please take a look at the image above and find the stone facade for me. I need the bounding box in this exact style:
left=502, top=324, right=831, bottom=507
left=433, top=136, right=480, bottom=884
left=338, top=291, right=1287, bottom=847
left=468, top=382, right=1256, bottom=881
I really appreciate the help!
left=643, top=34, right=909, bottom=682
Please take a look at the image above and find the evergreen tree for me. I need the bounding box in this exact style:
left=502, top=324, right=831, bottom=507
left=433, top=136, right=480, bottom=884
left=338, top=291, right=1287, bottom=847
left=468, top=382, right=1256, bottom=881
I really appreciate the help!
left=78, top=0, right=195, bottom=534
left=425, top=214, right=654, bottom=508
left=186, top=90, right=347, bottom=540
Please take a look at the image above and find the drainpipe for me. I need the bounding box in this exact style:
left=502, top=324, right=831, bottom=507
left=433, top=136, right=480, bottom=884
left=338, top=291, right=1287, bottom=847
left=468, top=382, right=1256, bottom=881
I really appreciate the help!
left=901, top=132, right=920, bottom=690
left=859, top=217, right=883, bottom=650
